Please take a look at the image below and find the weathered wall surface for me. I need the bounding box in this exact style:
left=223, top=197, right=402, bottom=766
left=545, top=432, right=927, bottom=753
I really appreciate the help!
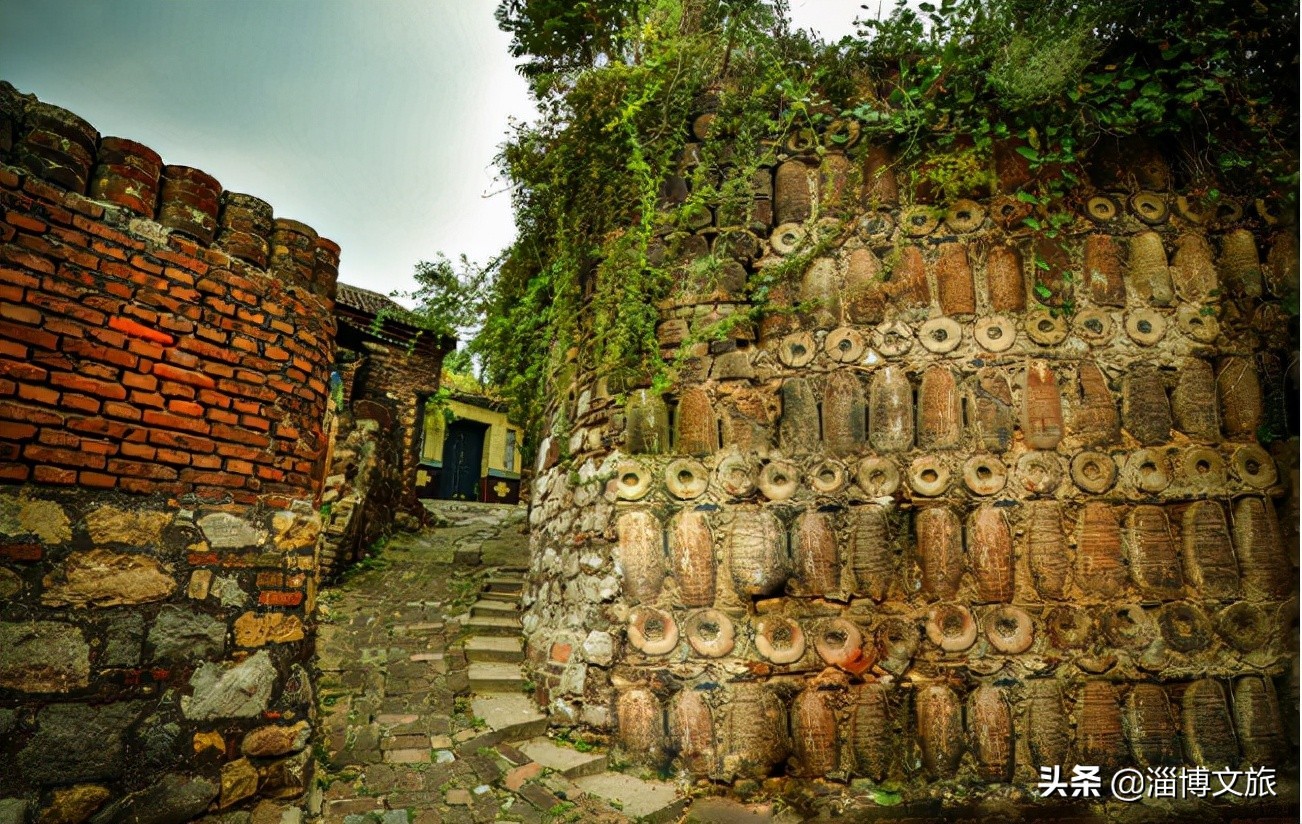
left=0, top=82, right=338, bottom=820
left=523, top=113, right=1299, bottom=811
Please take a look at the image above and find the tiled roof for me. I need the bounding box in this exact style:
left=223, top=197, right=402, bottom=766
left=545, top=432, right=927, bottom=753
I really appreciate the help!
left=335, top=282, right=407, bottom=318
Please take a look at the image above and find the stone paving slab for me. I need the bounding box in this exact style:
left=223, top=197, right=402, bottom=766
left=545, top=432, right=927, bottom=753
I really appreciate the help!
left=573, top=773, right=688, bottom=824
left=310, top=503, right=688, bottom=824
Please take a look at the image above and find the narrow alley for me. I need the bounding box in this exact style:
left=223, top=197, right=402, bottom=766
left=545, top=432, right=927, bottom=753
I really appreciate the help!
left=308, top=502, right=687, bottom=824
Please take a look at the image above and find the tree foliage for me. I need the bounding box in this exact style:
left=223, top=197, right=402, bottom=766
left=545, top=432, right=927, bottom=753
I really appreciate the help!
left=460, top=0, right=1298, bottom=452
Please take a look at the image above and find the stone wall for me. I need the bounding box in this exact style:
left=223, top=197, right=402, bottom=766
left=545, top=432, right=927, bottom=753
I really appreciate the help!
left=522, top=112, right=1299, bottom=810
left=0, top=82, right=338, bottom=819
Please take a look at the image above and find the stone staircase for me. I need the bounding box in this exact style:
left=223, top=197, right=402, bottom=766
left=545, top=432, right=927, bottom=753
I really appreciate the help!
left=457, top=567, right=687, bottom=823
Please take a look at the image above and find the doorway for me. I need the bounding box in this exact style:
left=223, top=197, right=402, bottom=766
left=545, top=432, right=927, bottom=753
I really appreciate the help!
left=439, top=419, right=487, bottom=501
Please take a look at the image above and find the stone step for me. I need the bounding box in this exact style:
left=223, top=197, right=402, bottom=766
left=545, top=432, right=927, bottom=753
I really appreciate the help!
left=470, top=599, right=519, bottom=618
left=518, top=737, right=608, bottom=778
left=573, top=772, right=687, bottom=824
left=465, top=636, right=524, bottom=664
left=478, top=590, right=520, bottom=603
left=471, top=693, right=548, bottom=741
left=684, top=798, right=778, bottom=823
left=463, top=615, right=522, bottom=637
left=485, top=575, right=524, bottom=589
left=468, top=661, right=526, bottom=691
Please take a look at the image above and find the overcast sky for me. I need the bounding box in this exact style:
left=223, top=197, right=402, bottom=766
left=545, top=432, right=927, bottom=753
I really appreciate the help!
left=0, top=1, right=864, bottom=304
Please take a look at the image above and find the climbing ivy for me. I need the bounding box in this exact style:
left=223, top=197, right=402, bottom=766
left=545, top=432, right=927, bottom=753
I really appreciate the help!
left=462, top=0, right=1298, bottom=451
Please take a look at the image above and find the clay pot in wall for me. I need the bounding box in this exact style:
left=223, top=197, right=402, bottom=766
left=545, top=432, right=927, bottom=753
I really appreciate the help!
left=868, top=366, right=913, bottom=453
left=791, top=688, right=839, bottom=778
left=813, top=617, right=869, bottom=673
left=1127, top=231, right=1174, bottom=305
left=753, top=615, right=805, bottom=665
left=1234, top=676, right=1285, bottom=766
left=1026, top=501, right=1069, bottom=600
left=1025, top=680, right=1071, bottom=770
left=1218, top=228, right=1263, bottom=297
left=968, top=685, right=1013, bottom=782
left=725, top=507, right=789, bottom=598
left=615, top=510, right=665, bottom=605
left=916, top=684, right=963, bottom=778
left=1124, top=505, right=1183, bottom=599
left=773, top=160, right=811, bottom=226
left=1078, top=682, right=1126, bottom=771
left=933, top=242, right=975, bottom=316
left=970, top=370, right=1014, bottom=453
left=821, top=371, right=866, bottom=457
left=669, top=688, right=715, bottom=775
left=721, top=683, right=789, bottom=780
left=1022, top=360, right=1064, bottom=450
left=1075, top=503, right=1127, bottom=598
left=1124, top=684, right=1180, bottom=767
left=1181, top=679, right=1239, bottom=768
left=674, top=385, right=718, bottom=457
left=625, top=390, right=670, bottom=454
left=1180, top=501, right=1241, bottom=600
left=848, top=504, right=893, bottom=601
left=925, top=603, right=977, bottom=652
left=968, top=505, right=1013, bottom=603
left=668, top=508, right=715, bottom=609
left=1083, top=234, right=1126, bottom=306
left=791, top=509, right=840, bottom=596
left=1217, top=356, right=1263, bottom=440
left=985, top=245, right=1026, bottom=312
left=1071, top=361, right=1119, bottom=446
left=915, top=506, right=963, bottom=601
left=875, top=617, right=918, bottom=676
left=682, top=609, right=734, bottom=658
left=850, top=683, right=892, bottom=780
left=1122, top=365, right=1173, bottom=446
left=1232, top=497, right=1289, bottom=599
left=917, top=365, right=961, bottom=450
left=627, top=607, right=678, bottom=656
left=1171, top=358, right=1219, bottom=442
left=617, top=688, right=666, bottom=763
left=779, top=378, right=820, bottom=457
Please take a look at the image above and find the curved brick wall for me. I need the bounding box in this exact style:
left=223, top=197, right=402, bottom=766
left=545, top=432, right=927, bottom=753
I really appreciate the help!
left=523, top=112, right=1299, bottom=812
left=0, top=82, right=340, bottom=819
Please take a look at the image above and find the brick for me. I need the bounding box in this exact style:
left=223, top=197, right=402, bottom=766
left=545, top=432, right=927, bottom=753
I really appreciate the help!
left=103, top=401, right=144, bottom=421
left=0, top=301, right=40, bottom=325
left=180, top=468, right=242, bottom=487
left=121, top=371, right=157, bottom=391
left=5, top=209, right=46, bottom=233
left=168, top=400, right=204, bottom=417
left=24, top=443, right=106, bottom=469
left=258, top=590, right=304, bottom=607
left=109, top=315, right=175, bottom=345
left=50, top=371, right=128, bottom=400
left=190, top=453, right=221, bottom=469
left=152, top=362, right=217, bottom=389
left=62, top=337, right=139, bottom=369
left=147, top=429, right=216, bottom=452
left=66, top=416, right=128, bottom=439
left=0, top=319, right=58, bottom=350
left=129, top=391, right=165, bottom=408
left=0, top=542, right=42, bottom=560
left=158, top=380, right=197, bottom=400
left=207, top=408, right=238, bottom=425
left=142, top=409, right=211, bottom=434
left=79, top=471, right=117, bottom=488
left=17, top=383, right=58, bottom=405
left=0, top=421, right=36, bottom=440
left=210, top=422, right=270, bottom=448
left=62, top=393, right=101, bottom=414
left=127, top=339, right=165, bottom=359
left=0, top=243, right=56, bottom=274
left=0, top=360, right=48, bottom=382
left=155, top=448, right=190, bottom=466
left=106, top=458, right=178, bottom=480
left=120, top=442, right=157, bottom=460
left=38, top=428, right=80, bottom=448
left=226, top=459, right=254, bottom=475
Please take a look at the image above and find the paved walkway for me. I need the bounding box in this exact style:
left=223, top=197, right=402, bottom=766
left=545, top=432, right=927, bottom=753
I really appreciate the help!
left=308, top=502, right=685, bottom=824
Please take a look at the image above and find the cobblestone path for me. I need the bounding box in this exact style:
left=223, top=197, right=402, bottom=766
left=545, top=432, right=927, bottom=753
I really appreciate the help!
left=307, top=502, right=689, bottom=824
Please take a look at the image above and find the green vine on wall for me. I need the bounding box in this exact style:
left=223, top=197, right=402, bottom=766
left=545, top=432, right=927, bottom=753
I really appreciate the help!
left=451, top=0, right=1298, bottom=453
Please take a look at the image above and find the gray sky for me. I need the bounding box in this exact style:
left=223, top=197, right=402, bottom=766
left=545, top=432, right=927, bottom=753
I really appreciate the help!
left=1, top=1, right=864, bottom=304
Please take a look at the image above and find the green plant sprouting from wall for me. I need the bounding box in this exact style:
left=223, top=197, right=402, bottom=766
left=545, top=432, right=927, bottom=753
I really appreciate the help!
left=461, top=0, right=1297, bottom=452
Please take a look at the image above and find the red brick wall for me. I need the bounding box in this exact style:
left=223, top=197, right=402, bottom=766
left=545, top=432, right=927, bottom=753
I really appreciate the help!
left=0, top=86, right=339, bottom=507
